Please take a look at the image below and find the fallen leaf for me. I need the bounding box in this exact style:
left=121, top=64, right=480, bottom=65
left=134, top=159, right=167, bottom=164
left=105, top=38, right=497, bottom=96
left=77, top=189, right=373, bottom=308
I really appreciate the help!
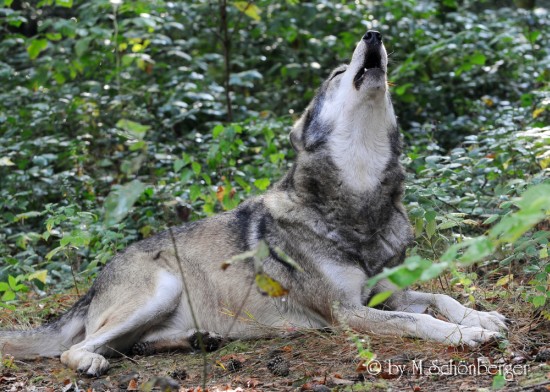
left=330, top=377, right=353, bottom=386
left=246, top=379, right=262, bottom=388
left=356, top=360, right=367, bottom=373
left=127, top=379, right=138, bottom=390
left=216, top=186, right=225, bottom=203
left=255, top=273, right=289, bottom=297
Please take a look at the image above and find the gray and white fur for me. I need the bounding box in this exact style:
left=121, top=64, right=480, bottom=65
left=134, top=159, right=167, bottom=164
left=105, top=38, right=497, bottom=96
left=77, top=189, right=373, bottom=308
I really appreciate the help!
left=0, top=31, right=507, bottom=376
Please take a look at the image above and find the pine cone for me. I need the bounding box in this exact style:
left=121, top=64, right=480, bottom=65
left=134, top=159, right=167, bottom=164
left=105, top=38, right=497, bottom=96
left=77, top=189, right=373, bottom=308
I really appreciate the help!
left=266, top=355, right=289, bottom=377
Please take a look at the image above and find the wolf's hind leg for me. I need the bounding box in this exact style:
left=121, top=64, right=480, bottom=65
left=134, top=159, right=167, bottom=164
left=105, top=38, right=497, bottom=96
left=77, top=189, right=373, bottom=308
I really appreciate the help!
left=132, top=330, right=223, bottom=356
left=61, top=270, right=183, bottom=376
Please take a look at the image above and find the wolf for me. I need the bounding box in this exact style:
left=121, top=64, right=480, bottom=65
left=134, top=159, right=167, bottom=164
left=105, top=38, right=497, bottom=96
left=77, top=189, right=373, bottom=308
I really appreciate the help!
left=0, top=31, right=507, bottom=376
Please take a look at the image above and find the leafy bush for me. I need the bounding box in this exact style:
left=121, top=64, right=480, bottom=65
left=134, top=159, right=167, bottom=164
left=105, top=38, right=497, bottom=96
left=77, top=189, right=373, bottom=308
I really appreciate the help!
left=0, top=0, right=548, bottom=315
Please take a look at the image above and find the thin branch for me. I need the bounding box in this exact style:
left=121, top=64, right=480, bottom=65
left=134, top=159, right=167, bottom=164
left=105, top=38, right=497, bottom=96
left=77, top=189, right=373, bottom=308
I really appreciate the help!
left=112, top=3, right=121, bottom=92
left=229, top=0, right=253, bottom=41
left=218, top=0, right=233, bottom=122
left=167, top=228, right=208, bottom=390
left=106, top=345, right=140, bottom=365
left=223, top=275, right=254, bottom=339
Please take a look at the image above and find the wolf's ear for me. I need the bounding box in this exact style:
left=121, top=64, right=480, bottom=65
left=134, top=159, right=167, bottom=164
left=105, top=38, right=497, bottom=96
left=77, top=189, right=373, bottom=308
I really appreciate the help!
left=289, top=113, right=306, bottom=152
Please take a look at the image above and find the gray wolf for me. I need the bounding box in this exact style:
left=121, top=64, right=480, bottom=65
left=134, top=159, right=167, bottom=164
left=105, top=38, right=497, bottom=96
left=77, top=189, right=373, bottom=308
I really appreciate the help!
left=0, top=31, right=507, bottom=376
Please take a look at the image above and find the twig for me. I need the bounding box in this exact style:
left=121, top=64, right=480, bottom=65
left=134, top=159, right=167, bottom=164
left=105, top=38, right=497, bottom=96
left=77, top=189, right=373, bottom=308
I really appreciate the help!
left=521, top=381, right=550, bottom=390
left=112, top=3, right=121, bottom=92
left=218, top=0, right=233, bottom=122
left=167, top=228, right=208, bottom=390
left=223, top=276, right=254, bottom=339
left=105, top=345, right=140, bottom=365
left=70, top=262, right=80, bottom=297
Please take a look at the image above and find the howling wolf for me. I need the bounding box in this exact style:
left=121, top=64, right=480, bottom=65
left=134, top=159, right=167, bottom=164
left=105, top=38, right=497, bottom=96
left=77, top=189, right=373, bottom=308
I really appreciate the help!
left=0, top=30, right=506, bottom=376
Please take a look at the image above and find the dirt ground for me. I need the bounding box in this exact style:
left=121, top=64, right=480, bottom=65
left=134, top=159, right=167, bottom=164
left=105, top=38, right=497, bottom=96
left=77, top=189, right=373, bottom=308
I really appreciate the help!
left=1, top=282, right=549, bottom=392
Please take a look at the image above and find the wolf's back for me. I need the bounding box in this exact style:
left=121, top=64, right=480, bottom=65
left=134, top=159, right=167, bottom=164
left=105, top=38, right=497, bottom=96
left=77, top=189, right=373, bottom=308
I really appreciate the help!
left=0, top=290, right=92, bottom=359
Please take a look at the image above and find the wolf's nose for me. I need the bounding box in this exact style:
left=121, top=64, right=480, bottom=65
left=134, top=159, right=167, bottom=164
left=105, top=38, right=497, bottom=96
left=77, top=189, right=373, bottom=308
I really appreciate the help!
left=363, top=30, right=382, bottom=45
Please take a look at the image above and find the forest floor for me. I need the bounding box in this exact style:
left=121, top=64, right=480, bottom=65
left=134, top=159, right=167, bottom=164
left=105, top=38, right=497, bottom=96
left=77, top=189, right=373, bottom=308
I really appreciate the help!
left=1, top=279, right=549, bottom=392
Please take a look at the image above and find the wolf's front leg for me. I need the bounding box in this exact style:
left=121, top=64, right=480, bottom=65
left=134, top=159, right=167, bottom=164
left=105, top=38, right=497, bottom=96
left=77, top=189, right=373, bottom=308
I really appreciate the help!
left=397, top=291, right=508, bottom=332
left=339, top=306, right=502, bottom=347
left=372, top=280, right=508, bottom=333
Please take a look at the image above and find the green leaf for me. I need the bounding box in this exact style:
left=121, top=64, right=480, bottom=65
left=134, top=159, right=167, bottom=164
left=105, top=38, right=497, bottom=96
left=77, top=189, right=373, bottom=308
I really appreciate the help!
left=75, top=37, right=93, bottom=57
left=395, top=83, right=413, bottom=96
left=437, top=220, right=459, bottom=230
left=104, top=180, right=146, bottom=226
left=116, top=119, right=150, bottom=139
left=233, top=1, right=261, bottom=21
left=8, top=275, right=18, bottom=290
left=46, top=32, right=62, bottom=41
left=469, top=52, right=486, bottom=65
left=60, top=230, right=92, bottom=247
left=27, top=39, right=48, bottom=60
left=256, top=240, right=270, bottom=260
left=483, top=215, right=499, bottom=225
left=45, top=246, right=64, bottom=261
left=5, top=0, right=15, bottom=7
left=527, top=30, right=540, bottom=44
left=495, top=274, right=513, bottom=287
left=189, top=184, right=201, bottom=201
left=13, top=211, right=43, bottom=222
left=28, top=270, right=48, bottom=284
left=272, top=246, right=304, bottom=272
left=192, top=162, right=201, bottom=176
left=0, top=282, right=9, bottom=291
left=212, top=124, right=224, bottom=139
left=426, top=219, right=437, bottom=239
left=492, top=373, right=506, bottom=390
left=254, top=178, right=270, bottom=191
left=388, top=268, right=422, bottom=289
left=425, top=210, right=437, bottom=222
left=532, top=295, right=546, bottom=308
left=460, top=237, right=494, bottom=264
left=419, top=262, right=449, bottom=281
left=55, top=0, right=73, bottom=7
left=174, top=159, right=187, bottom=173
left=2, top=290, right=15, bottom=301
left=367, top=290, right=393, bottom=307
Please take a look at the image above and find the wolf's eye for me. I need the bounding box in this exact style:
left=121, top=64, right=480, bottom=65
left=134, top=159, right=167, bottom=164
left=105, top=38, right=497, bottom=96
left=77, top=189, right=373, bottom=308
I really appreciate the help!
left=330, top=69, right=346, bottom=81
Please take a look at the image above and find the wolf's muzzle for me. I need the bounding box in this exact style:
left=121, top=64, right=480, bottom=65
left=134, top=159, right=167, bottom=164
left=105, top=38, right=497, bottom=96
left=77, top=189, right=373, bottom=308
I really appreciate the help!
left=362, top=30, right=382, bottom=46
left=353, top=30, right=385, bottom=90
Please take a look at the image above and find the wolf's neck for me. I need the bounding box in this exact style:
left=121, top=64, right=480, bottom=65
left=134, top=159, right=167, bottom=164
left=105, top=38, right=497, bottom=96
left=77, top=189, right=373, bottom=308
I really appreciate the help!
left=327, top=97, right=398, bottom=194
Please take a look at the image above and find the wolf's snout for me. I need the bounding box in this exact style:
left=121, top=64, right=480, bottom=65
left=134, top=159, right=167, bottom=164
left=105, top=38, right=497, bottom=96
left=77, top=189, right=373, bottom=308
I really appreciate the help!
left=362, top=30, right=382, bottom=45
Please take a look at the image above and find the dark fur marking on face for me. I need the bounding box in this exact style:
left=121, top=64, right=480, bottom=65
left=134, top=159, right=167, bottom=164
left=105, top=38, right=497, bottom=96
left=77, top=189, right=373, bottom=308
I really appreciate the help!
left=302, top=88, right=332, bottom=151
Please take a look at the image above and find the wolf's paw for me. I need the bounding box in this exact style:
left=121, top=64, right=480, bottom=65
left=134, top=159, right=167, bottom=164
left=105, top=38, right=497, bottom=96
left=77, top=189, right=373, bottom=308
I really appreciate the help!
left=459, top=310, right=509, bottom=333
left=447, top=325, right=503, bottom=347
left=190, top=331, right=223, bottom=352
left=61, top=349, right=110, bottom=377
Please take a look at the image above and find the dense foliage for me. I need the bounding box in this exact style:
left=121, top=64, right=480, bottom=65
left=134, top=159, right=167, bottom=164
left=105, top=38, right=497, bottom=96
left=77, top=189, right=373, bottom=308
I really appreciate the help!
left=0, top=0, right=548, bottom=315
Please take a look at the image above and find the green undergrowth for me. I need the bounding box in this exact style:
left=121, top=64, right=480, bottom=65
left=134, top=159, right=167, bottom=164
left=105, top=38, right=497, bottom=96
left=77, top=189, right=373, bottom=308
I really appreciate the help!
left=0, top=1, right=548, bottom=317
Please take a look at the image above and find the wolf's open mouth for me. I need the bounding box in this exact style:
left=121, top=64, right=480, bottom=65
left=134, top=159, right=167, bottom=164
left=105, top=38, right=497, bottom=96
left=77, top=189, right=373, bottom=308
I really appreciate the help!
left=353, top=49, right=382, bottom=88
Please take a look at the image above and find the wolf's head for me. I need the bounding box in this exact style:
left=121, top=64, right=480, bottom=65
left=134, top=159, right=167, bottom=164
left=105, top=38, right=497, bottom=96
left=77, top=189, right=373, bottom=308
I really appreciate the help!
left=290, top=31, right=399, bottom=194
